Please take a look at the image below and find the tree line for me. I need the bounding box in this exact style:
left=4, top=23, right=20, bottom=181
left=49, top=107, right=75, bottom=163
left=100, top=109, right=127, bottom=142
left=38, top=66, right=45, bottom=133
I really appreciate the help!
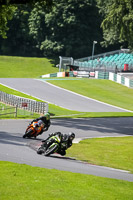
left=0, top=0, right=132, bottom=58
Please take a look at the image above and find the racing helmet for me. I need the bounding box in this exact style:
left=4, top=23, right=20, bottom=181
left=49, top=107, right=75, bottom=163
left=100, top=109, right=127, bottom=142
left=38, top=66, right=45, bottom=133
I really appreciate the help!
left=68, top=132, right=75, bottom=141
left=44, top=112, right=50, bottom=120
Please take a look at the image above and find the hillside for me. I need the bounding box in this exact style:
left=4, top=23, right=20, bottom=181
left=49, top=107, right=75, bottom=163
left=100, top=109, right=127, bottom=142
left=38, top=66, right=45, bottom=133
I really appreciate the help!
left=0, top=56, right=58, bottom=78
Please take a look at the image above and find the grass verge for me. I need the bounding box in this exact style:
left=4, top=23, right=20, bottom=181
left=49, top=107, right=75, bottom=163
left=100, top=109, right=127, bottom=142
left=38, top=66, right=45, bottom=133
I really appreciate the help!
left=48, top=78, right=133, bottom=112
left=66, top=136, right=133, bottom=173
left=0, top=161, right=133, bottom=200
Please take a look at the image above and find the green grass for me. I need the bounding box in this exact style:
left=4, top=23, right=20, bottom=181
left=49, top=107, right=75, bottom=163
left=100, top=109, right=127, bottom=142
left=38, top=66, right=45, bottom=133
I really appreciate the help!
left=67, top=136, right=133, bottom=173
left=0, top=56, right=133, bottom=197
left=0, top=56, right=58, bottom=78
left=0, top=161, right=133, bottom=200
left=48, top=78, right=133, bottom=111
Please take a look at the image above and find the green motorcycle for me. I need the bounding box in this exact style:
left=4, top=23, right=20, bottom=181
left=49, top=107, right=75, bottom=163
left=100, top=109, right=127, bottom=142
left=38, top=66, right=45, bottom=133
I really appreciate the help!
left=37, top=134, right=66, bottom=156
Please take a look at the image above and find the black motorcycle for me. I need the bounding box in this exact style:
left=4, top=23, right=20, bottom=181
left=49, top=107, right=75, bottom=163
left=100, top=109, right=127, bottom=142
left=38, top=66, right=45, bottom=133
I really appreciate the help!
left=37, top=134, right=66, bottom=156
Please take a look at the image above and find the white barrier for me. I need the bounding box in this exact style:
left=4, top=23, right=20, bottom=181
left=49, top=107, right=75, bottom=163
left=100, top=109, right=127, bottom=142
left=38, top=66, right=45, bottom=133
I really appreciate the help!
left=0, top=91, right=48, bottom=114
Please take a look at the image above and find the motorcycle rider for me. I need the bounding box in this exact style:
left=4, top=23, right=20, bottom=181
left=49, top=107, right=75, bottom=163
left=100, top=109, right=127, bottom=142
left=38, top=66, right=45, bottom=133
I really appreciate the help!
left=29, top=112, right=51, bottom=135
left=37, top=132, right=75, bottom=155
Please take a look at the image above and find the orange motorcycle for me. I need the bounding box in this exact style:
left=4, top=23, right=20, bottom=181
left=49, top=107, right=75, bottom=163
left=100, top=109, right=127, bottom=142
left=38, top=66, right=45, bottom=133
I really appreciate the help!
left=23, top=121, right=45, bottom=138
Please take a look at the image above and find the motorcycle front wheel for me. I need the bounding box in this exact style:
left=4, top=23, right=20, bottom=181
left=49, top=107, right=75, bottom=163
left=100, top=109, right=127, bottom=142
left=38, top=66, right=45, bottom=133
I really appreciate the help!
left=44, top=143, right=59, bottom=156
left=23, top=128, right=33, bottom=138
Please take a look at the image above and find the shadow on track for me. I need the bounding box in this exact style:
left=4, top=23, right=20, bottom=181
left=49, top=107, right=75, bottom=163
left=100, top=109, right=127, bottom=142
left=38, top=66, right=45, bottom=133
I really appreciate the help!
left=51, top=118, right=133, bottom=136
left=0, top=131, right=26, bottom=146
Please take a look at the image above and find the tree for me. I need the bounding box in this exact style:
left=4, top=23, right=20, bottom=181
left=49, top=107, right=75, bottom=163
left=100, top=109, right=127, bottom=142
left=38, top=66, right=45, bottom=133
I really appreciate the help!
left=28, top=1, right=47, bottom=53
left=40, top=0, right=103, bottom=58
left=96, top=0, right=133, bottom=49
left=0, top=0, right=104, bottom=58
left=0, top=4, right=16, bottom=38
left=0, top=0, right=52, bottom=39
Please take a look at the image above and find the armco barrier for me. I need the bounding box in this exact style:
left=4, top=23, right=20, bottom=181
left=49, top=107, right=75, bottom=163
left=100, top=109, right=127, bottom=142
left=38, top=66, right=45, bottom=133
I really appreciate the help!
left=97, top=72, right=109, bottom=79
left=130, top=80, right=133, bottom=87
left=50, top=73, right=57, bottom=77
left=121, top=76, right=125, bottom=85
left=41, top=71, right=96, bottom=78
left=77, top=71, right=89, bottom=78
left=95, top=71, right=133, bottom=88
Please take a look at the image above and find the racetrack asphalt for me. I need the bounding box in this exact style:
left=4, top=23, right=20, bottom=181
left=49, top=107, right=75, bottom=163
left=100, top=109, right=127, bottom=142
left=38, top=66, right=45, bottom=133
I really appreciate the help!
left=0, top=78, right=133, bottom=181
left=0, top=78, right=130, bottom=112
left=0, top=119, right=133, bottom=182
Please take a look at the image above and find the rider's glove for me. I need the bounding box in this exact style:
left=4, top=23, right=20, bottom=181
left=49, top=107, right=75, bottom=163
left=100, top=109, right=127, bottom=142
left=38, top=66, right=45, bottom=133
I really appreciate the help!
left=44, top=127, right=48, bottom=131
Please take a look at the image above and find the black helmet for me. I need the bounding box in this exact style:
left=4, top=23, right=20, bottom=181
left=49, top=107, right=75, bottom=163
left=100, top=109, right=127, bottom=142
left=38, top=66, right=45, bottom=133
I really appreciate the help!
left=68, top=132, right=75, bottom=141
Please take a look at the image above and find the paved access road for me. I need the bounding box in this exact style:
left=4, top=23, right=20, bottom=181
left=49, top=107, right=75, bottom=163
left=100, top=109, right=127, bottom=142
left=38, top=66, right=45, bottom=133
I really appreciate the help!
left=0, top=119, right=133, bottom=182
left=0, top=78, right=129, bottom=112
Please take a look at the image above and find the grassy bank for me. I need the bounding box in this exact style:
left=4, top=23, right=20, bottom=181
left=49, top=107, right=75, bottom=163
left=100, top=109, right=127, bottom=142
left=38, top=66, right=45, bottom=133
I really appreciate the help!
left=0, top=56, right=58, bottom=78
left=67, top=136, right=133, bottom=173
left=0, top=161, right=133, bottom=200
left=48, top=78, right=133, bottom=112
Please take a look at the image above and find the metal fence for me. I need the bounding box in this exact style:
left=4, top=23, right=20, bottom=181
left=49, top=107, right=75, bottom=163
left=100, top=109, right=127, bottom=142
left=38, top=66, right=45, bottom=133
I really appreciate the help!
left=73, top=49, right=133, bottom=72
left=75, top=49, right=130, bottom=62
left=0, top=105, right=17, bottom=117
left=0, top=91, right=48, bottom=114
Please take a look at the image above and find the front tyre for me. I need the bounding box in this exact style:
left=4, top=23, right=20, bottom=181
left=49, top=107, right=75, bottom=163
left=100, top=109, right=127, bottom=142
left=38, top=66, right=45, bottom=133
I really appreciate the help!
left=23, top=128, right=33, bottom=138
left=44, top=143, right=59, bottom=156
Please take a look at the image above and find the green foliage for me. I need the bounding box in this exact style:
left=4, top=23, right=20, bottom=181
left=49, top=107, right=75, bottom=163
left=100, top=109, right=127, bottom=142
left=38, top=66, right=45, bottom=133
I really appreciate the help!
left=0, top=0, right=103, bottom=58
left=43, top=0, right=102, bottom=58
left=96, top=0, right=133, bottom=49
left=0, top=4, right=16, bottom=38
left=40, top=39, right=64, bottom=57
left=1, top=0, right=133, bottom=56
left=0, top=1, right=53, bottom=56
left=28, top=2, right=46, bottom=48
left=0, top=5, right=36, bottom=56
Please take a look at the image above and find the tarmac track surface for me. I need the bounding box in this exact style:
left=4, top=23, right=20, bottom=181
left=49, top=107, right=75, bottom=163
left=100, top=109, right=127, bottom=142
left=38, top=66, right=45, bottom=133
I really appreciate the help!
left=0, top=78, right=133, bottom=181
left=0, top=78, right=129, bottom=112
left=0, top=119, right=133, bottom=182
